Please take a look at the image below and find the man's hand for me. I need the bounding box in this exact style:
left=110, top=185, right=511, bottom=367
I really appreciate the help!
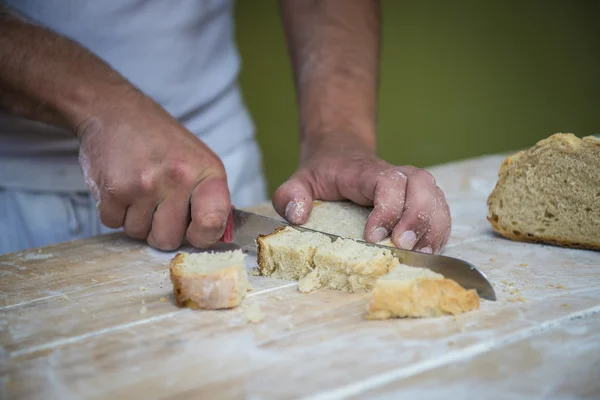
left=78, top=92, right=231, bottom=251
left=273, top=147, right=451, bottom=254
left=0, top=6, right=231, bottom=251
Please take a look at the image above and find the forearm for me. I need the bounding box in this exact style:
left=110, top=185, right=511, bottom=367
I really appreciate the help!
left=280, top=0, right=380, bottom=159
left=0, top=4, right=138, bottom=132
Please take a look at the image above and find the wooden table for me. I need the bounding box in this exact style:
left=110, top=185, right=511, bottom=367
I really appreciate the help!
left=1, top=155, right=599, bottom=399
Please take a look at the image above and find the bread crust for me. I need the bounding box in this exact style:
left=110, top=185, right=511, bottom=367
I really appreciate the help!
left=256, top=226, right=289, bottom=276
left=487, top=133, right=600, bottom=251
left=366, top=278, right=480, bottom=319
left=169, top=253, right=247, bottom=310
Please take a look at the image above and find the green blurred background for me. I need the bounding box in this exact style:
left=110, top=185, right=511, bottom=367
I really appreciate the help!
left=235, top=0, right=599, bottom=195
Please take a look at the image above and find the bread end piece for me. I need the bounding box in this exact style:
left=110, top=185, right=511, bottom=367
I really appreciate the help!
left=366, top=265, right=480, bottom=319
left=169, top=251, right=248, bottom=310
left=487, top=133, right=600, bottom=251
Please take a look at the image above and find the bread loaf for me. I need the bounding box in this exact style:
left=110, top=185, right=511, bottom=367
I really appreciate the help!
left=169, top=250, right=248, bottom=310
left=366, top=264, right=480, bottom=319
left=303, top=201, right=395, bottom=247
left=257, top=226, right=331, bottom=280
left=487, top=133, right=600, bottom=250
left=258, top=227, right=397, bottom=293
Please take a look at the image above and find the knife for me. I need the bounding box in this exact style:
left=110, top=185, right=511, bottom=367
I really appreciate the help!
left=225, top=208, right=496, bottom=301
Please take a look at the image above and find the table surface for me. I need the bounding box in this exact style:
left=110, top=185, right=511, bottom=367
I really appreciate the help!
left=1, top=154, right=599, bottom=400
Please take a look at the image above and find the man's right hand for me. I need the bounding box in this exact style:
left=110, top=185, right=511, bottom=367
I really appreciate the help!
left=78, top=91, right=231, bottom=251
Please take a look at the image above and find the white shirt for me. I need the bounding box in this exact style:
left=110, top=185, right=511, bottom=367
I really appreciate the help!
left=0, top=0, right=257, bottom=192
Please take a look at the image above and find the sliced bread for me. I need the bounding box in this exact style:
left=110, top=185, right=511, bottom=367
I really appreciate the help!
left=303, top=201, right=395, bottom=247
left=169, top=250, right=248, bottom=310
left=366, top=264, right=480, bottom=319
left=487, top=133, right=600, bottom=250
left=257, top=226, right=331, bottom=280
left=299, top=238, right=398, bottom=293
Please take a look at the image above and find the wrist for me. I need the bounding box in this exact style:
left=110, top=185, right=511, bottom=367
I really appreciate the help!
left=300, top=129, right=377, bottom=162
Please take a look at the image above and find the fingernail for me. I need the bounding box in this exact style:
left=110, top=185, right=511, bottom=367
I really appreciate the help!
left=398, top=230, right=418, bottom=250
left=419, top=246, right=433, bottom=254
left=285, top=201, right=305, bottom=224
left=370, top=227, right=389, bottom=243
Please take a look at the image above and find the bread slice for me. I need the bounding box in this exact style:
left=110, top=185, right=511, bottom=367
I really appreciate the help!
left=299, top=238, right=398, bottom=293
left=169, top=250, right=248, bottom=310
left=303, top=201, right=395, bottom=247
left=257, top=226, right=332, bottom=280
left=487, top=133, right=600, bottom=250
left=366, top=264, right=480, bottom=319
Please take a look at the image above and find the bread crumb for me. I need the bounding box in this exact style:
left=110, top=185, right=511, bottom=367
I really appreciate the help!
left=489, top=258, right=496, bottom=262
left=247, top=284, right=254, bottom=292
left=548, top=283, right=555, bottom=287
left=248, top=267, right=261, bottom=277
left=139, top=286, right=146, bottom=292
left=287, top=322, right=295, bottom=331
left=561, top=303, right=569, bottom=308
left=159, top=297, right=167, bottom=303
left=519, top=263, right=529, bottom=267
left=274, top=295, right=283, bottom=301
left=107, top=275, right=117, bottom=279
left=91, top=279, right=98, bottom=284
left=61, top=294, right=70, bottom=301
left=244, top=303, right=264, bottom=323
left=139, top=306, right=148, bottom=315
left=508, top=296, right=526, bottom=303
left=80, top=308, right=86, bottom=313
left=555, top=284, right=565, bottom=289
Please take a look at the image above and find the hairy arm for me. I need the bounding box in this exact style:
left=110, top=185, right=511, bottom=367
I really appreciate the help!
left=0, top=3, right=232, bottom=251
left=0, top=3, right=136, bottom=132
left=279, top=0, right=380, bottom=159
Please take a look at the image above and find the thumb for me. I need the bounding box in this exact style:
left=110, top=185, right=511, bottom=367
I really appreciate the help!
left=272, top=173, right=315, bottom=225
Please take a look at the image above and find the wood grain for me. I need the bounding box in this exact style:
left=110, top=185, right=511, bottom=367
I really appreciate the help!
left=1, top=155, right=599, bottom=399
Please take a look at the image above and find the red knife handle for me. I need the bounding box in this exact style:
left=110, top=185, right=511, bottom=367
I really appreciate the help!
left=219, top=205, right=235, bottom=243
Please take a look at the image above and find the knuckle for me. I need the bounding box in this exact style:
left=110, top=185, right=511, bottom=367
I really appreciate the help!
left=137, top=169, right=157, bottom=193
left=166, top=159, right=197, bottom=187
left=416, top=169, right=436, bottom=186
left=382, top=167, right=408, bottom=183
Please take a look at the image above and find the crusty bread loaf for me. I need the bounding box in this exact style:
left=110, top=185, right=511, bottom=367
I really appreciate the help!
left=258, top=227, right=479, bottom=318
left=257, top=226, right=331, bottom=280
left=257, top=227, right=397, bottom=293
left=487, top=133, right=600, bottom=250
left=366, top=264, right=480, bottom=319
left=169, top=250, right=248, bottom=310
left=299, top=238, right=398, bottom=293
left=303, top=201, right=395, bottom=247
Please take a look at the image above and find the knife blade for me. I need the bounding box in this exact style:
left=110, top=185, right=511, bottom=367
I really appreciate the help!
left=231, top=208, right=496, bottom=301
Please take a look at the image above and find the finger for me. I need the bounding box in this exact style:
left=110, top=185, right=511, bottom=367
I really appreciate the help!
left=413, top=188, right=452, bottom=254
left=272, top=172, right=315, bottom=225
left=147, top=194, right=190, bottom=251
left=391, top=169, right=438, bottom=251
left=363, top=168, right=408, bottom=243
left=186, top=176, right=231, bottom=248
left=97, top=195, right=127, bottom=229
left=123, top=200, right=157, bottom=240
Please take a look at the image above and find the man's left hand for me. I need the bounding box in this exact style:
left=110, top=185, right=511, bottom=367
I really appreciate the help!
left=272, top=149, right=451, bottom=255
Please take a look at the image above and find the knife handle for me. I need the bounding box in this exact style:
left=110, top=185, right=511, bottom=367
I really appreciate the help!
left=219, top=205, right=235, bottom=243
